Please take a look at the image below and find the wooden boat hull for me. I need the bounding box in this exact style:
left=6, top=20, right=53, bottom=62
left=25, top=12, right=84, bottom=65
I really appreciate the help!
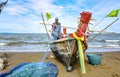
left=50, top=38, right=78, bottom=71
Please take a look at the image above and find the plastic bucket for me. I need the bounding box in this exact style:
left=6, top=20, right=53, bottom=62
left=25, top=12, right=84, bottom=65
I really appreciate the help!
left=87, top=54, right=102, bottom=65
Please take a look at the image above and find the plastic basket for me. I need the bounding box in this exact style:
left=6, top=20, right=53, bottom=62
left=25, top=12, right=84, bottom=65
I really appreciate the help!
left=87, top=54, right=102, bottom=65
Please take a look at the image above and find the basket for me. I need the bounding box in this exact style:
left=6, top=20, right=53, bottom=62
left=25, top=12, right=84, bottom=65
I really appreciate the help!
left=87, top=54, right=102, bottom=65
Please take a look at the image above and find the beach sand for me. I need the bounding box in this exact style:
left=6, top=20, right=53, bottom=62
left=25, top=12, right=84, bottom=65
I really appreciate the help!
left=0, top=51, right=120, bottom=77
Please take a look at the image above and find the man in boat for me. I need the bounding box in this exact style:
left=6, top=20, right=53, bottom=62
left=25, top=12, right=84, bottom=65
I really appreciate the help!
left=51, top=17, right=61, bottom=40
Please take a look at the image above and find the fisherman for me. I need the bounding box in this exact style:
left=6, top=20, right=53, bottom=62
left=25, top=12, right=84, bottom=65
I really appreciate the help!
left=51, top=17, right=61, bottom=40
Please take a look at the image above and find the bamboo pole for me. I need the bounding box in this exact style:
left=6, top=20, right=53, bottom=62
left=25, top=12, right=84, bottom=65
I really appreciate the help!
left=40, top=13, right=51, bottom=40
left=89, top=18, right=119, bottom=42
left=40, top=22, right=77, bottom=29
left=40, top=22, right=112, bottom=33
left=40, top=13, right=50, bottom=62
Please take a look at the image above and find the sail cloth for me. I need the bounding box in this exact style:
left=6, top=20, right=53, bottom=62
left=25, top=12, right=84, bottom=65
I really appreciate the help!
left=0, top=62, right=58, bottom=77
left=0, top=0, right=8, bottom=13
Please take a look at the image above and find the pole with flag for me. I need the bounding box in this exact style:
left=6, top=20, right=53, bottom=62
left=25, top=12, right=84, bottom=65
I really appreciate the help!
left=89, top=9, right=120, bottom=42
left=92, top=9, right=120, bottom=29
left=40, top=12, right=52, bottom=62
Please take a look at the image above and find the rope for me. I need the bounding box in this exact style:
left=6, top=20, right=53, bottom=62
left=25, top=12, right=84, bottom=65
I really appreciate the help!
left=72, top=32, right=84, bottom=41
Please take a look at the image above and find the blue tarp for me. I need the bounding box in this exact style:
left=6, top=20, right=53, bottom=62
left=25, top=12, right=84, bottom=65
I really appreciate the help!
left=0, top=62, right=58, bottom=77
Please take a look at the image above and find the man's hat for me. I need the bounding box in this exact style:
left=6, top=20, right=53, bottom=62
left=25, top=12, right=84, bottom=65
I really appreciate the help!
left=55, top=17, right=58, bottom=20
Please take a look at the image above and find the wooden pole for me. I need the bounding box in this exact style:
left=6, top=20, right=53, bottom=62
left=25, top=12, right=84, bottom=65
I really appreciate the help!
left=40, top=13, right=51, bottom=62
left=40, top=13, right=51, bottom=40
left=40, top=22, right=109, bottom=33
left=40, top=22, right=77, bottom=29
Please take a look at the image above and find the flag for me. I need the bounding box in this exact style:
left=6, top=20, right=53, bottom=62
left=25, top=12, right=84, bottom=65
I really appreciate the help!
left=46, top=12, right=51, bottom=20
left=106, top=9, right=119, bottom=17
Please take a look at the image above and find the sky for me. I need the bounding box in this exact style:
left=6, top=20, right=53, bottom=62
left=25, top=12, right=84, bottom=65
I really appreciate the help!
left=0, top=0, right=120, bottom=33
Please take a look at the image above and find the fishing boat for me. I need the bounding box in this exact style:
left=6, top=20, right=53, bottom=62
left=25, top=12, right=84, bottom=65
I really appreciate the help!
left=50, top=11, right=92, bottom=72
left=50, top=37, right=88, bottom=71
left=41, top=11, right=119, bottom=73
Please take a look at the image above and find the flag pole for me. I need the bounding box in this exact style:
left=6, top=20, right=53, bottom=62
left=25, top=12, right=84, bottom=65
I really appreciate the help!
left=40, top=12, right=51, bottom=62
left=92, top=9, right=119, bottom=29
left=89, top=18, right=119, bottom=42
left=40, top=13, right=51, bottom=40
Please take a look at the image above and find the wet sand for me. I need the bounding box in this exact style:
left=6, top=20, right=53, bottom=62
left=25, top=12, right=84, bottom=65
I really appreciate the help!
left=0, top=51, right=120, bottom=77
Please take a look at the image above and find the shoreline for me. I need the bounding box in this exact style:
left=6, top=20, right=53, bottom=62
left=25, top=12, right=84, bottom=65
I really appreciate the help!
left=0, top=51, right=120, bottom=77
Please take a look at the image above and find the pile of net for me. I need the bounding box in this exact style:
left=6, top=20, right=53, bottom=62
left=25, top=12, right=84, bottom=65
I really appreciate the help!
left=0, top=62, right=58, bottom=77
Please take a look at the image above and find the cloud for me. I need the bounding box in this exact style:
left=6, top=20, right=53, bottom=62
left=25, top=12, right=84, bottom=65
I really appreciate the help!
left=0, top=0, right=120, bottom=33
left=5, top=1, right=30, bottom=15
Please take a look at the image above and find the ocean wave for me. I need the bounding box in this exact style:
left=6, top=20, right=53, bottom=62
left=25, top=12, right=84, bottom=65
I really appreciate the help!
left=92, top=39, right=120, bottom=44
left=88, top=44, right=120, bottom=48
left=97, top=39, right=105, bottom=42
left=0, top=42, right=28, bottom=46
left=88, top=45, right=103, bottom=48
left=0, top=41, right=49, bottom=46
left=6, top=42, right=27, bottom=46
left=105, top=40, right=120, bottom=43
left=105, top=44, right=120, bottom=48
left=0, top=43, right=7, bottom=46
left=29, top=42, right=49, bottom=44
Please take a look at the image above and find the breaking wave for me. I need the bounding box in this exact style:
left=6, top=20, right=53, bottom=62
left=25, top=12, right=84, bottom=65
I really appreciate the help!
left=0, top=41, right=49, bottom=46
left=105, top=40, right=120, bottom=43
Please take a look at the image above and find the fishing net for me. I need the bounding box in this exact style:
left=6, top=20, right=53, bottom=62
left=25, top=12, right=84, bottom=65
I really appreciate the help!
left=0, top=62, right=58, bottom=77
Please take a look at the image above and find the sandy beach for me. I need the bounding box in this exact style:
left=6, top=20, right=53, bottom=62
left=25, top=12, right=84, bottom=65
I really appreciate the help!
left=0, top=51, right=120, bottom=77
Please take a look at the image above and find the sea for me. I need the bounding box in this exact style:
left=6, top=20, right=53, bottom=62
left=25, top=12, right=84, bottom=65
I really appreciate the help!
left=0, top=33, right=120, bottom=52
